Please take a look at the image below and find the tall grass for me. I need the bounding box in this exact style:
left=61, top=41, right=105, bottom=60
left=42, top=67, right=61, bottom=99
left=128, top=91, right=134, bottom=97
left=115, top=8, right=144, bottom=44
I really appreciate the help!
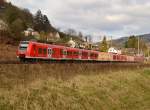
left=0, top=64, right=150, bottom=110
left=0, top=44, right=17, bottom=61
left=0, top=63, right=145, bottom=88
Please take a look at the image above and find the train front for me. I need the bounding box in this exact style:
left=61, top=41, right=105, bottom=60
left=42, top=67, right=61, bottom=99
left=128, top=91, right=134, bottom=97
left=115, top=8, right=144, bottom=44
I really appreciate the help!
left=16, top=41, right=29, bottom=61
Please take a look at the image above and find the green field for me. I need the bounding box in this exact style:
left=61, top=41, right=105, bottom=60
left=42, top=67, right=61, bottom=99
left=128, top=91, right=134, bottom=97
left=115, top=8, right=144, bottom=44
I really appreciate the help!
left=0, top=64, right=150, bottom=110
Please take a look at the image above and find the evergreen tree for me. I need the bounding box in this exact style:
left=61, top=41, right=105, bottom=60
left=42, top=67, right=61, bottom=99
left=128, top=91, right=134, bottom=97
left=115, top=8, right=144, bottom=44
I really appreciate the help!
left=33, top=10, right=52, bottom=33
left=78, top=32, right=83, bottom=39
left=33, top=10, right=43, bottom=32
left=125, top=35, right=138, bottom=49
left=43, top=15, right=51, bottom=32
left=100, top=36, right=108, bottom=52
left=125, top=35, right=148, bottom=55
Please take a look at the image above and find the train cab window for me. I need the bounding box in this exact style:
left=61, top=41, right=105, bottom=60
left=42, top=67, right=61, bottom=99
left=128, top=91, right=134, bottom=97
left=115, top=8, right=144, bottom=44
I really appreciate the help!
left=43, top=48, right=47, bottom=55
left=20, top=47, right=27, bottom=51
left=38, top=48, right=42, bottom=54
left=19, top=41, right=29, bottom=51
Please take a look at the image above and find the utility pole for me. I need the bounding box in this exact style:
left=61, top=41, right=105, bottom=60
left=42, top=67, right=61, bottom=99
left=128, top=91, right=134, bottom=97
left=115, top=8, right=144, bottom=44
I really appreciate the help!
left=148, top=47, right=150, bottom=58
left=110, top=36, right=112, bottom=47
left=138, top=36, right=140, bottom=56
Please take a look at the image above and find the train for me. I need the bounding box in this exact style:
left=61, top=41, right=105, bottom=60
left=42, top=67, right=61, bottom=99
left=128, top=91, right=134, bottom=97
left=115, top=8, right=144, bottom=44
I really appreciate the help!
left=16, top=41, right=144, bottom=63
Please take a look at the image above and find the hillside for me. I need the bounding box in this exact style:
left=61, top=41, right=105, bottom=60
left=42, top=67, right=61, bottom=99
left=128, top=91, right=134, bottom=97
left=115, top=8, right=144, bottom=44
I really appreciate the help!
left=112, top=34, right=150, bottom=48
left=0, top=1, right=83, bottom=44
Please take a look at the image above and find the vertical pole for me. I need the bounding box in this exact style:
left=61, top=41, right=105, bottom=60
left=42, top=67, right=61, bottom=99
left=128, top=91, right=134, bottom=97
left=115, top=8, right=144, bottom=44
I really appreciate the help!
left=148, top=47, right=150, bottom=58
left=111, top=36, right=112, bottom=47
left=138, top=36, right=140, bottom=55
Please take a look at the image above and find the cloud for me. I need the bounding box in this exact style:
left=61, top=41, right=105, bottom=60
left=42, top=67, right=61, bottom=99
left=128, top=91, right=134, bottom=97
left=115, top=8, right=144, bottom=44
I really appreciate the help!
left=11, top=0, right=150, bottom=41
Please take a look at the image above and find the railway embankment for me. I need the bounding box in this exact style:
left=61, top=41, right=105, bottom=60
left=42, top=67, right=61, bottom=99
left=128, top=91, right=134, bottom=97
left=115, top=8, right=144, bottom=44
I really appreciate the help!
left=0, top=44, right=17, bottom=62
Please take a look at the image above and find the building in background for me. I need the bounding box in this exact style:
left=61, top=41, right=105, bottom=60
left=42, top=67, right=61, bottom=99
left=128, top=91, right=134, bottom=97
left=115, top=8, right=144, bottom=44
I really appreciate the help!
left=47, top=32, right=60, bottom=41
left=0, top=19, right=7, bottom=31
left=24, top=28, right=39, bottom=37
left=108, top=47, right=122, bottom=54
left=68, top=38, right=76, bottom=48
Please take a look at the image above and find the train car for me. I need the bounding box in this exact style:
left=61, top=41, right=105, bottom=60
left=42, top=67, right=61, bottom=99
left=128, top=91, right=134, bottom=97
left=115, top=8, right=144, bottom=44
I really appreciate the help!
left=17, top=41, right=144, bottom=63
left=17, top=41, right=99, bottom=62
left=126, top=56, right=135, bottom=62
left=89, top=51, right=99, bottom=61
left=134, top=56, right=144, bottom=62
left=98, top=52, right=113, bottom=61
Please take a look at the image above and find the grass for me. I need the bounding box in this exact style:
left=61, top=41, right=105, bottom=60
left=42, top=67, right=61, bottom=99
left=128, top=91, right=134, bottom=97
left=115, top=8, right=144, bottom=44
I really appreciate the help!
left=0, top=64, right=150, bottom=110
left=0, top=44, right=17, bottom=61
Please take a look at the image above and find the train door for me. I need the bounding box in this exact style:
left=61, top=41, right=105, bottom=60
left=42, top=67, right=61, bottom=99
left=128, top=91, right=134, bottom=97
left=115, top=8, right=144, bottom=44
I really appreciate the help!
left=88, top=52, right=91, bottom=60
left=32, top=44, right=36, bottom=57
left=48, top=48, right=52, bottom=58
left=79, top=51, right=82, bottom=59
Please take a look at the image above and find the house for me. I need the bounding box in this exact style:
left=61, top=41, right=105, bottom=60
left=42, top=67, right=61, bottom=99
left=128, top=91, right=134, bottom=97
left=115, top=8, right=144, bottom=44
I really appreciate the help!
left=108, top=47, right=122, bottom=54
left=55, top=32, right=60, bottom=39
left=24, top=28, right=40, bottom=37
left=0, top=19, right=7, bottom=31
left=24, top=28, right=34, bottom=36
left=47, top=32, right=60, bottom=41
left=68, top=38, right=76, bottom=48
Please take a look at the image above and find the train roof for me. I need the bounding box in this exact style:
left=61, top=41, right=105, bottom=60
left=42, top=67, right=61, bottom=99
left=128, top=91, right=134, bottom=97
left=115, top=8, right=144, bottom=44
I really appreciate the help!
left=22, top=41, right=99, bottom=53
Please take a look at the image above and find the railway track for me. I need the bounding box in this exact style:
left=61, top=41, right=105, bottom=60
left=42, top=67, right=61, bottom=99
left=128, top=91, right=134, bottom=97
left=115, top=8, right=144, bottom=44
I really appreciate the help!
left=0, top=60, right=21, bottom=64
left=0, top=60, right=150, bottom=67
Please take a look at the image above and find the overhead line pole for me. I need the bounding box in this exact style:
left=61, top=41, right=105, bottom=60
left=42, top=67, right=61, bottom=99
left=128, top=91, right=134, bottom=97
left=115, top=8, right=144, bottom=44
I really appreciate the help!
left=138, top=36, right=140, bottom=56
left=111, top=36, right=112, bottom=47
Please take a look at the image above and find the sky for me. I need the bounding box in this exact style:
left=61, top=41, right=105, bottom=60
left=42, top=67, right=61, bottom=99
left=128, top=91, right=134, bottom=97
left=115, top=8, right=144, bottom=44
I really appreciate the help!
left=10, top=0, right=150, bottom=42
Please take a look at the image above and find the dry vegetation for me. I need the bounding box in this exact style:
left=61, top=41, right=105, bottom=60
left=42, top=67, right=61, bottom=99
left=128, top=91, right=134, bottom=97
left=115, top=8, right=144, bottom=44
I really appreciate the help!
left=0, top=64, right=150, bottom=110
left=0, top=44, right=17, bottom=61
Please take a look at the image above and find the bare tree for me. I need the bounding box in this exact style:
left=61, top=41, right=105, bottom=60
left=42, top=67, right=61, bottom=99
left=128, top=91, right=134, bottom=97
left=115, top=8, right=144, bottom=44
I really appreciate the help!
left=86, top=35, right=92, bottom=42
left=78, top=31, right=83, bottom=39
left=65, top=28, right=77, bottom=36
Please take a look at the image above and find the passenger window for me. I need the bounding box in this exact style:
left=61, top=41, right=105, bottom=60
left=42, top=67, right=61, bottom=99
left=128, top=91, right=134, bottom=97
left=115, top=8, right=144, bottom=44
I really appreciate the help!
left=61, top=49, right=67, bottom=55
left=43, top=49, right=47, bottom=55
left=95, top=54, right=98, bottom=58
left=82, top=52, right=88, bottom=57
left=79, top=51, right=82, bottom=55
left=67, top=51, right=72, bottom=55
left=52, top=50, right=55, bottom=54
left=38, top=48, right=42, bottom=54
left=60, top=49, right=63, bottom=55
left=74, top=52, right=79, bottom=55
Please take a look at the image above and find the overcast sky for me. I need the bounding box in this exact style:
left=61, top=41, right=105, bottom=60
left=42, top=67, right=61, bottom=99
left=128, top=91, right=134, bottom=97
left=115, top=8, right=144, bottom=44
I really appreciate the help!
left=11, top=0, right=150, bottom=41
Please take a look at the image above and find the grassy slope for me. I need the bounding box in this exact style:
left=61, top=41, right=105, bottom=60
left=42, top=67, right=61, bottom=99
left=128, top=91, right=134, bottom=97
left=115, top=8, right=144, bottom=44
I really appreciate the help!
left=0, top=65, right=150, bottom=110
left=0, top=44, right=17, bottom=61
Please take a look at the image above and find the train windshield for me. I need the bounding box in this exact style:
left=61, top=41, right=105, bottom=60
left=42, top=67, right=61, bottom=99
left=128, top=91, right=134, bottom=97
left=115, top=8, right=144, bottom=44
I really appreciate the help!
left=19, top=41, right=29, bottom=51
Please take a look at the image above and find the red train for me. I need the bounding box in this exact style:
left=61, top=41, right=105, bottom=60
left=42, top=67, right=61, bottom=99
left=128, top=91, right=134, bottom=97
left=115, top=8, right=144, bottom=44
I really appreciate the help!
left=16, top=41, right=144, bottom=63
